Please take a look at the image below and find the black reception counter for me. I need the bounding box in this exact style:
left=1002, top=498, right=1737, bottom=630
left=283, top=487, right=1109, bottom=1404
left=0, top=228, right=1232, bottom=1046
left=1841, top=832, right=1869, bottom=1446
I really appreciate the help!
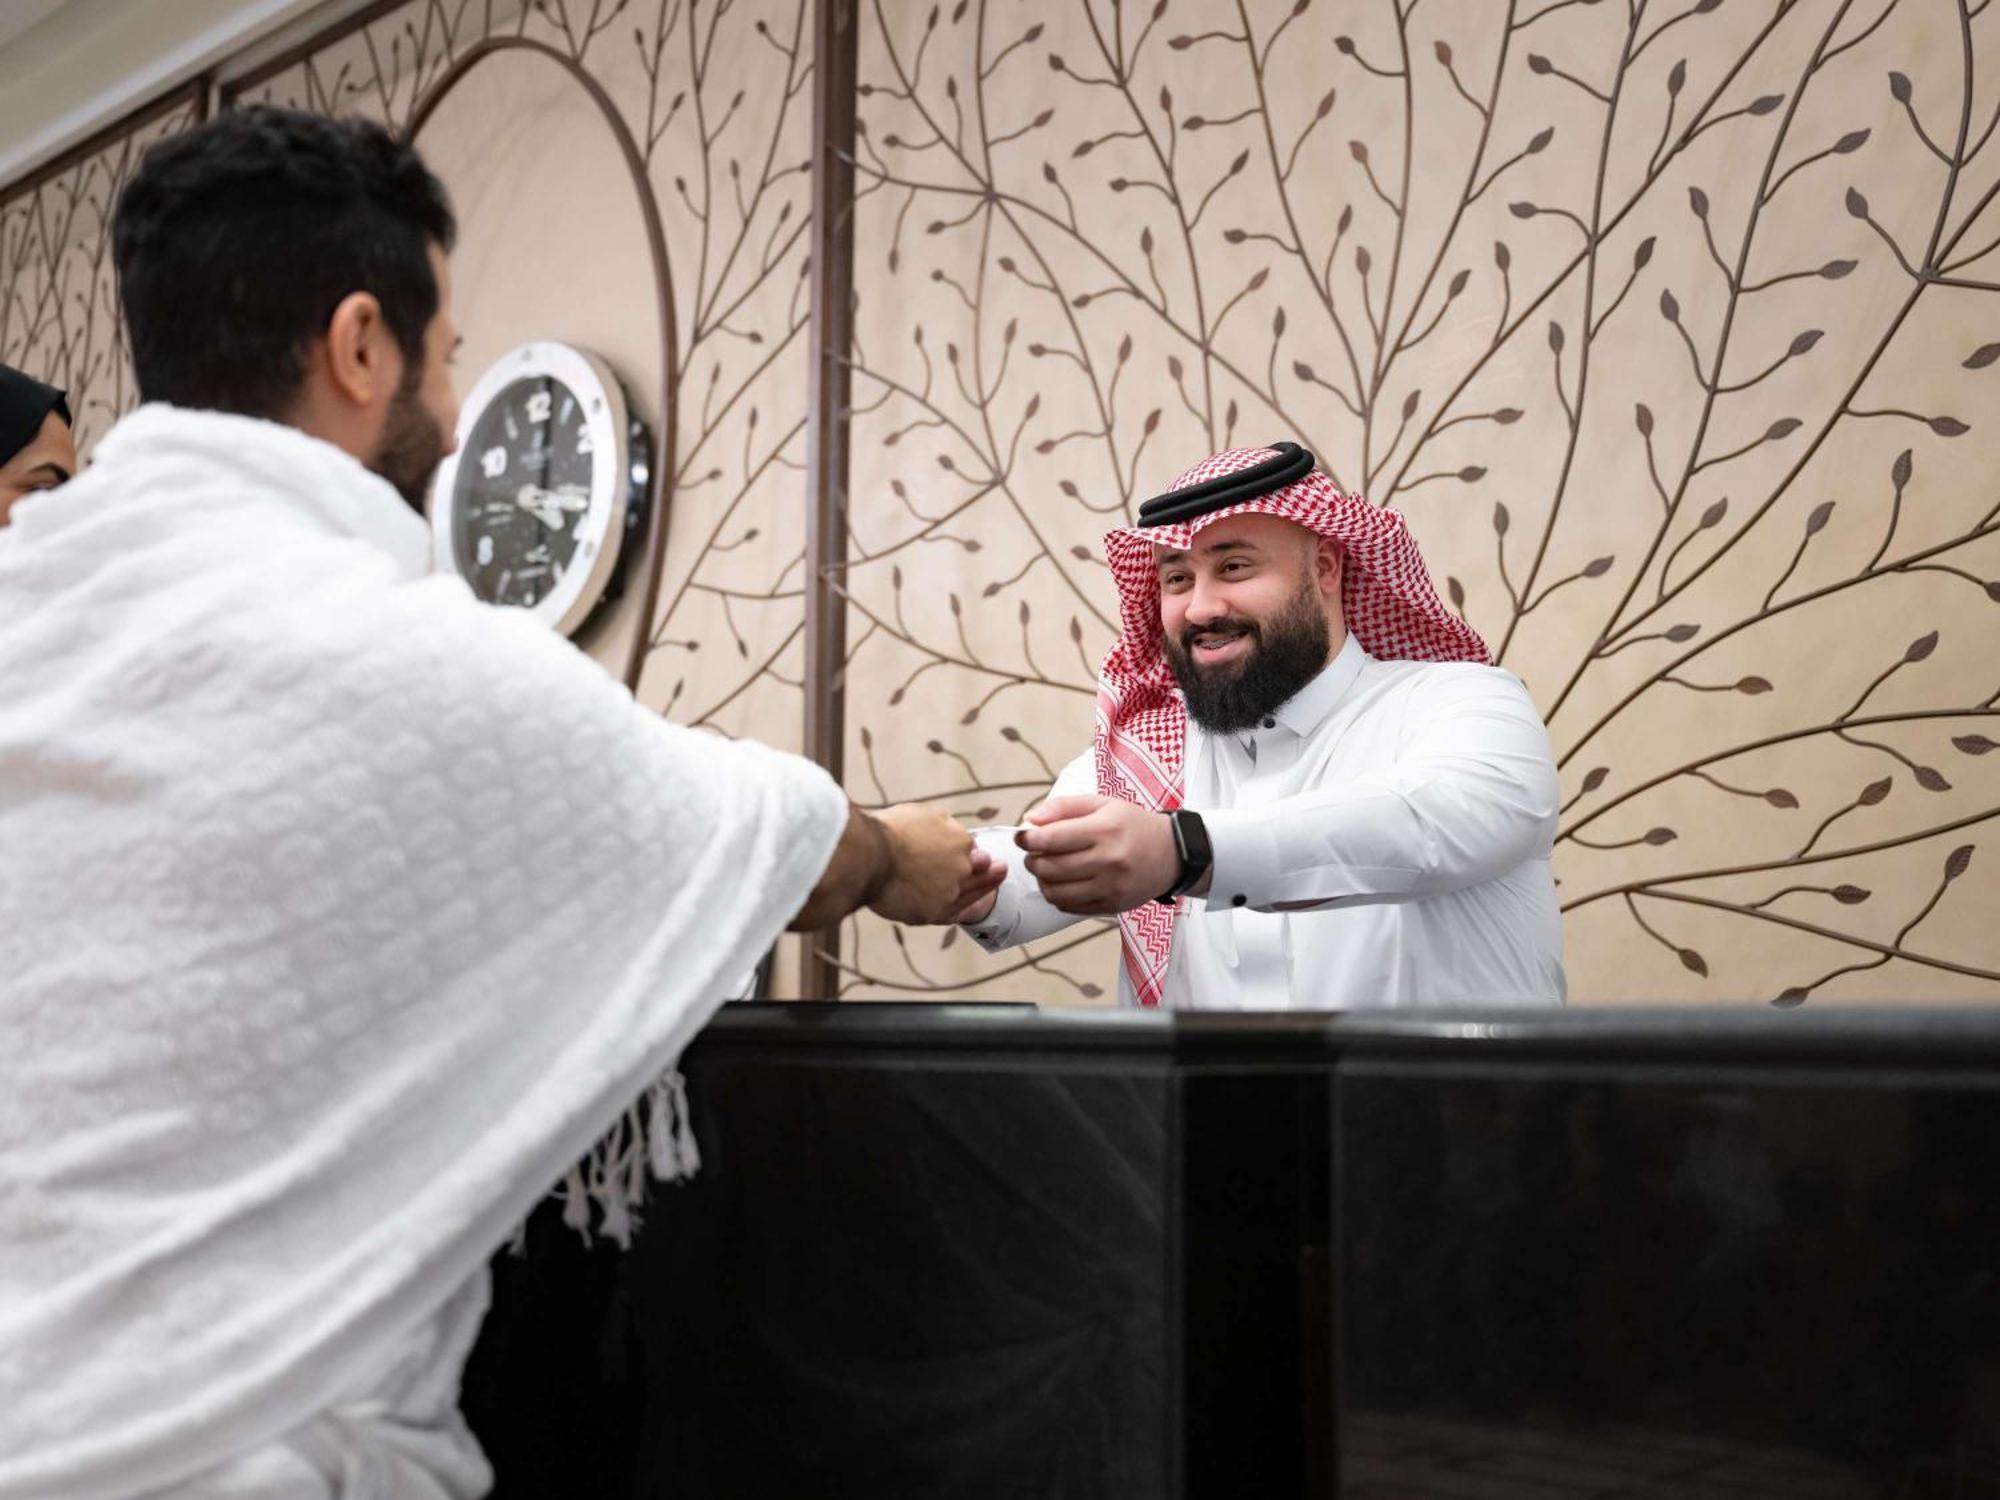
left=462, top=1003, right=2000, bottom=1498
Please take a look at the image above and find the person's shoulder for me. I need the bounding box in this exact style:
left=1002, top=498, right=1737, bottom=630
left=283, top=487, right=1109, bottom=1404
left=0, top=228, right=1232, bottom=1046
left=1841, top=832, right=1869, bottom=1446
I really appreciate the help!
left=228, top=552, right=634, bottom=751
left=1365, top=654, right=1521, bottom=689
left=356, top=571, right=631, bottom=705
left=1367, top=655, right=1543, bottom=712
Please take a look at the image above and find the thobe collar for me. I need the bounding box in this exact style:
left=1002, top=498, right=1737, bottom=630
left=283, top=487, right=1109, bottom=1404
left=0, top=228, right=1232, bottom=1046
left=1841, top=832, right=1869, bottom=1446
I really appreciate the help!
left=1224, top=631, right=1368, bottom=758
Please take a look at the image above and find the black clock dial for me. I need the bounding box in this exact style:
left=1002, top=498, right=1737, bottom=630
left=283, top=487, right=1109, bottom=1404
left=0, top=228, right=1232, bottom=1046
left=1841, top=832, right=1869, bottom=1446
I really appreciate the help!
left=449, top=375, right=598, bottom=609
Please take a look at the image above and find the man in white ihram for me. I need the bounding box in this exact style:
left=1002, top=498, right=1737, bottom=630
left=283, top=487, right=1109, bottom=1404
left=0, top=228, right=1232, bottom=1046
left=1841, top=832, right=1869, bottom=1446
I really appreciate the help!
left=953, top=440, right=1566, bottom=1010
left=0, top=108, right=999, bottom=1498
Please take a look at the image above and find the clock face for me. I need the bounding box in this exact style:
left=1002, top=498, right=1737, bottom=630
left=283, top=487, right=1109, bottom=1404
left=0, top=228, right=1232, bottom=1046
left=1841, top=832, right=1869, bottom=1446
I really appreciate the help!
left=449, top=375, right=596, bottom=611
left=431, top=341, right=644, bottom=637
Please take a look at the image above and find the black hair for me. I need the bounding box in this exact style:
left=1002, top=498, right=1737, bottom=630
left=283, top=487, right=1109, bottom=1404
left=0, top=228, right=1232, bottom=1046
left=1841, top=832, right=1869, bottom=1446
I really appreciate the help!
left=0, top=363, right=70, bottom=466
left=112, top=106, right=456, bottom=418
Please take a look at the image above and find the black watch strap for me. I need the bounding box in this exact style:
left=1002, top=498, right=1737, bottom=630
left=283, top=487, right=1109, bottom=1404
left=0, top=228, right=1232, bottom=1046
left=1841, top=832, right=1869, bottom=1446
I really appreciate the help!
left=1155, top=808, right=1214, bottom=905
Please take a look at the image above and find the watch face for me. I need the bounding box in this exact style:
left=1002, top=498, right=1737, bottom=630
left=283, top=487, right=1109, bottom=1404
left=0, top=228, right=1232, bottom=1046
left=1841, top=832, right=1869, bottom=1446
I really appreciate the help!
left=449, top=375, right=597, bottom=609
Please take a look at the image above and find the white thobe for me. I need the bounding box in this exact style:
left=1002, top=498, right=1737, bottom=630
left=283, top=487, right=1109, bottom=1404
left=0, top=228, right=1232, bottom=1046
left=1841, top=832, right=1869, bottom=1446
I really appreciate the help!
left=968, top=635, right=1566, bottom=1009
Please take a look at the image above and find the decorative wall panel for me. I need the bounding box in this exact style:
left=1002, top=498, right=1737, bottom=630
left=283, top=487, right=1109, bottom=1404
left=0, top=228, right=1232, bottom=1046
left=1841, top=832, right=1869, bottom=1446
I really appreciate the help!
left=844, top=0, right=2000, bottom=1004
left=0, top=91, right=202, bottom=454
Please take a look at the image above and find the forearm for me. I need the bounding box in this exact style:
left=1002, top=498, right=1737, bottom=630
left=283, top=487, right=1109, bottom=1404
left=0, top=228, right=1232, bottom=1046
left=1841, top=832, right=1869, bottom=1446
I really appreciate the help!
left=1204, top=767, right=1552, bottom=910
left=1205, top=675, right=1559, bottom=911
left=789, top=802, right=891, bottom=930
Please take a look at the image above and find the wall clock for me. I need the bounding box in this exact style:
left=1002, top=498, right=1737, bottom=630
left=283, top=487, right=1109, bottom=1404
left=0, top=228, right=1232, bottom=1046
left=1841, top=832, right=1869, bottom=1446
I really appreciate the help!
left=430, top=341, right=652, bottom=635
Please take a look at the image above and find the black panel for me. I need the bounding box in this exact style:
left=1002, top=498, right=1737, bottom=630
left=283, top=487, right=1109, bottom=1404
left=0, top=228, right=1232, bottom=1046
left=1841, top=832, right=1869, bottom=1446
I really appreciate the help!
left=1337, top=1062, right=2000, bottom=1498
left=1180, top=1068, right=1335, bottom=1498
left=464, top=1006, right=2000, bottom=1500
left=466, top=1014, right=1181, bottom=1499
left=461, top=1206, right=646, bottom=1499
left=638, top=1060, right=1173, bottom=1498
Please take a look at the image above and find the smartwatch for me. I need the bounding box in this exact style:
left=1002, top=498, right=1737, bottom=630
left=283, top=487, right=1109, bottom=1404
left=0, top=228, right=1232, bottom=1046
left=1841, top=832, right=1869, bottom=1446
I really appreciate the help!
left=1155, top=808, right=1213, bottom=904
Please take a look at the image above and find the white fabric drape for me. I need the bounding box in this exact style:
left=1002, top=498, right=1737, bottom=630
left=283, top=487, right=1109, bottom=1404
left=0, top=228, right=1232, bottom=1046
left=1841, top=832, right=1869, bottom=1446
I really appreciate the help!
left=0, top=407, right=846, bottom=1497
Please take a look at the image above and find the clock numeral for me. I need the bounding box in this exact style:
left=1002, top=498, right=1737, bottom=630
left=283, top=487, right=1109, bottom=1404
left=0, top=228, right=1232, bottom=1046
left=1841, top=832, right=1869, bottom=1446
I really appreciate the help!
left=476, top=535, right=495, bottom=567
left=526, top=391, right=553, bottom=424
left=575, top=429, right=594, bottom=456
left=480, top=446, right=508, bottom=479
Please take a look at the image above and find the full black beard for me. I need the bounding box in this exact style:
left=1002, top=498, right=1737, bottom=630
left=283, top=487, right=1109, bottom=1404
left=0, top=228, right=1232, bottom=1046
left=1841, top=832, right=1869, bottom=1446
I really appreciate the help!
left=370, top=359, right=449, bottom=513
left=1163, top=579, right=1332, bottom=734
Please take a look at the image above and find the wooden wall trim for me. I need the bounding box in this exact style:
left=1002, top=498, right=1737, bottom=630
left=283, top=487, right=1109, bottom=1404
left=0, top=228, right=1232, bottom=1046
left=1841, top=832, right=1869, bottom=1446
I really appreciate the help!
left=801, top=0, right=858, bottom=998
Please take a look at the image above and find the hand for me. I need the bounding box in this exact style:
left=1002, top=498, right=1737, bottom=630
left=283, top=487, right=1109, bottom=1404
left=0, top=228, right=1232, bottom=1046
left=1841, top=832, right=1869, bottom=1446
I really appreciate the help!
left=950, top=858, right=1007, bottom=927
left=1015, top=794, right=1180, bottom=916
left=868, top=804, right=981, bottom=925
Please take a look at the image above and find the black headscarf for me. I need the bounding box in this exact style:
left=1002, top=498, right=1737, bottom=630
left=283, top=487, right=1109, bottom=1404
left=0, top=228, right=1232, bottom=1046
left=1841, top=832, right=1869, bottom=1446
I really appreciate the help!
left=0, top=363, right=71, bottom=467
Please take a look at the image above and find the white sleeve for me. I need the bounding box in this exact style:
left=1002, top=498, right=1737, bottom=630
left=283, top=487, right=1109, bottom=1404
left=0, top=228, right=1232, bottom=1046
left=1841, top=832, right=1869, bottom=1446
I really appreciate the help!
left=1200, top=667, right=1559, bottom=912
left=962, top=748, right=1098, bottom=951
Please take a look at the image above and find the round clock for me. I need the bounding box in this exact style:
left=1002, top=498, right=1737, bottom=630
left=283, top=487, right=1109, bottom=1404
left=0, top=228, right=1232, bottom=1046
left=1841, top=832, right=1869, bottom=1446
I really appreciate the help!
left=430, top=341, right=652, bottom=635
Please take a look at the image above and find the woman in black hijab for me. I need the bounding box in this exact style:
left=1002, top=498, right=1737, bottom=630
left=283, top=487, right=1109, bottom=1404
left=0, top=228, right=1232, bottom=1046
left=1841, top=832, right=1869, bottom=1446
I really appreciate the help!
left=0, top=363, right=76, bottom=525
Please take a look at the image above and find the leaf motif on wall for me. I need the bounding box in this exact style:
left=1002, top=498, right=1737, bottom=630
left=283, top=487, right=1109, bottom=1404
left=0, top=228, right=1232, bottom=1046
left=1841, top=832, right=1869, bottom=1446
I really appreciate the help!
left=781, top=0, right=2000, bottom=999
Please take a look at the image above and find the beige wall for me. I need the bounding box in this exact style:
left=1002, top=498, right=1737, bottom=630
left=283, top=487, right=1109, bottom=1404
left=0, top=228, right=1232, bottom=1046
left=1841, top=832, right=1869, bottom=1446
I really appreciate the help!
left=839, top=0, right=2000, bottom=1006
left=4, top=0, right=1997, bottom=1007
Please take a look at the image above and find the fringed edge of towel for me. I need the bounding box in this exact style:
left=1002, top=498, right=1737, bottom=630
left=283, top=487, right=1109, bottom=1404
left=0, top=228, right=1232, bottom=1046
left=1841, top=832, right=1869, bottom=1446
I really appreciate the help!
left=519, top=962, right=768, bottom=1254
left=565, top=1066, right=702, bottom=1249
left=509, top=1064, right=703, bottom=1255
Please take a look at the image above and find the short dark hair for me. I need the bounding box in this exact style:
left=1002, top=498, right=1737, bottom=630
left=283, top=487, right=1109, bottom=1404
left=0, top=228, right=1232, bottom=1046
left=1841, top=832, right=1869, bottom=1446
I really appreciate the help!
left=113, top=106, right=456, bottom=418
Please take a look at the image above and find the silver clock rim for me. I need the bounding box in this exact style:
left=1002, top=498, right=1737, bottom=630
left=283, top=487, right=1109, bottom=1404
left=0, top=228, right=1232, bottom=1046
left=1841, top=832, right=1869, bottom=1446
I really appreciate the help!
left=429, top=339, right=631, bottom=636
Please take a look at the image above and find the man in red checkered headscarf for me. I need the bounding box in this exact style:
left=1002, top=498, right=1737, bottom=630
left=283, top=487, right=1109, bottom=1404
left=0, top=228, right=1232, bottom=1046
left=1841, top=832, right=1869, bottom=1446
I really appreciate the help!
left=956, top=440, right=1566, bottom=1010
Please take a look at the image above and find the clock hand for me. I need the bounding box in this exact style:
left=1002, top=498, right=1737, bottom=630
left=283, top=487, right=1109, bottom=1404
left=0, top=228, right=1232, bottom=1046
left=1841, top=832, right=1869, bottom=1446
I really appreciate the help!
left=515, top=483, right=590, bottom=514
left=511, top=485, right=573, bottom=530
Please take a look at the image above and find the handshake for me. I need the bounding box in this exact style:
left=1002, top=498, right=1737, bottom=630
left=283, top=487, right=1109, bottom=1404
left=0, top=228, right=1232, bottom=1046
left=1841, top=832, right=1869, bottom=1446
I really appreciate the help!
left=866, top=795, right=1188, bottom=928
left=834, top=802, right=1006, bottom=928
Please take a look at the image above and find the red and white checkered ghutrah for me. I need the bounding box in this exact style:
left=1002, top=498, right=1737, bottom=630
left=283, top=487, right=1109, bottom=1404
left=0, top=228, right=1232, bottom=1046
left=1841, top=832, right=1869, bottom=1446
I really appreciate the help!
left=1095, top=443, right=1490, bottom=1008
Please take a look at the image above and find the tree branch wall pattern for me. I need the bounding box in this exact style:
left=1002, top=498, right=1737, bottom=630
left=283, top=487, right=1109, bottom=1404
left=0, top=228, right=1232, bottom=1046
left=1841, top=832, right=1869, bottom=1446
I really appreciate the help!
left=0, top=93, right=202, bottom=454
left=840, top=0, right=2000, bottom=1005
left=3, top=0, right=1996, bottom=1006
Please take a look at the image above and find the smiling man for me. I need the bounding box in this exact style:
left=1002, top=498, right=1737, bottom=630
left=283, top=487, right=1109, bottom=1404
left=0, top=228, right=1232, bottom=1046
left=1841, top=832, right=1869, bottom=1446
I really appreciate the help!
left=955, top=440, right=1566, bottom=1010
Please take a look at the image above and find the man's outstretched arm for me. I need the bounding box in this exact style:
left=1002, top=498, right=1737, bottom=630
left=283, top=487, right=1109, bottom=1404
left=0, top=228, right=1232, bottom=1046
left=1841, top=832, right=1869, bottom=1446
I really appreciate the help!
left=953, top=749, right=1100, bottom=948
left=790, top=801, right=1003, bottom=931
left=1018, top=668, right=1558, bottom=916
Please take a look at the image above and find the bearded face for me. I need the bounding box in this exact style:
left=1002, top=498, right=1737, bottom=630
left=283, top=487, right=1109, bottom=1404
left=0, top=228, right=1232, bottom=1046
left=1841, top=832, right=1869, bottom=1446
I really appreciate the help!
left=1155, top=513, right=1341, bottom=734
left=368, top=245, right=462, bottom=514
left=369, top=353, right=450, bottom=511
left=1162, top=571, right=1331, bottom=733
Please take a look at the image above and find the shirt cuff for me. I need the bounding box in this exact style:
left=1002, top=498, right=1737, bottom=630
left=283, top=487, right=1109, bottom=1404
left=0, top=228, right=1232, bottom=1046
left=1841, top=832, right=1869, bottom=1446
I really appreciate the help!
left=1198, top=806, right=1286, bottom=913
left=963, top=826, right=1024, bottom=951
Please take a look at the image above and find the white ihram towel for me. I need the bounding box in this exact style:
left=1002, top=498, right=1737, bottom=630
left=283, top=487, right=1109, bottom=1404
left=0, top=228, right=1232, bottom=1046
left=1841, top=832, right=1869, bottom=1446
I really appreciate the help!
left=0, top=406, right=846, bottom=1497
